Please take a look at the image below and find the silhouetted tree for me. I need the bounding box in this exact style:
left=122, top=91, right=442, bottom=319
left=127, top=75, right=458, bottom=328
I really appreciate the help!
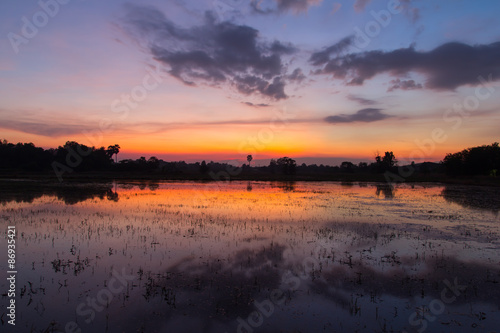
left=269, top=159, right=277, bottom=174
left=0, top=140, right=51, bottom=171
left=200, top=160, right=209, bottom=174
left=147, top=156, right=160, bottom=170
left=138, top=157, right=147, bottom=169
left=276, top=157, right=296, bottom=175
left=247, top=154, right=253, bottom=167
left=383, top=151, right=397, bottom=167
left=374, top=151, right=397, bottom=173
left=358, top=162, right=368, bottom=169
left=443, top=142, right=500, bottom=176
left=107, top=144, right=120, bottom=163
left=340, top=161, right=354, bottom=173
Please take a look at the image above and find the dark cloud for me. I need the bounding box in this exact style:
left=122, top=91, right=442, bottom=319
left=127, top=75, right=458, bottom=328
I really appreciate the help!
left=309, top=36, right=354, bottom=66
left=311, top=41, right=500, bottom=90
left=243, top=102, right=271, bottom=107
left=388, top=78, right=423, bottom=92
left=270, top=40, right=297, bottom=54
left=347, top=94, right=377, bottom=105
left=121, top=5, right=297, bottom=100
left=250, top=0, right=322, bottom=14
left=275, top=0, right=322, bottom=12
left=233, top=75, right=287, bottom=99
left=324, top=108, right=391, bottom=124
left=287, top=68, right=306, bottom=82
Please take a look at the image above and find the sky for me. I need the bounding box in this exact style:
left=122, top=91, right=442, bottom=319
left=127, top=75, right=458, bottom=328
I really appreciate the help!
left=1, top=0, right=499, bottom=165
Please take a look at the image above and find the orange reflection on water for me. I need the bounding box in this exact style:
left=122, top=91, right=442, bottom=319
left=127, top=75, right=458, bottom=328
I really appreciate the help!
left=81, top=181, right=459, bottom=226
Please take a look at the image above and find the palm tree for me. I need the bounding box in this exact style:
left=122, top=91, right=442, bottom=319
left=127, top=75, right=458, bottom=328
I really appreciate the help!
left=107, top=144, right=120, bottom=163
left=247, top=154, right=253, bottom=167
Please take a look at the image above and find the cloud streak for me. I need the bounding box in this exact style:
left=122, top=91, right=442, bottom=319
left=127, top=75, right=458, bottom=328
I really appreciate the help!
left=121, top=4, right=298, bottom=100
left=242, top=102, right=271, bottom=107
left=347, top=94, right=378, bottom=106
left=0, top=119, right=96, bottom=137
left=0, top=116, right=318, bottom=137
left=324, top=108, right=391, bottom=124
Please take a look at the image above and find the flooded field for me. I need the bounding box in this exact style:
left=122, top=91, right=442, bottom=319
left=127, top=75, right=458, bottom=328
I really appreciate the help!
left=1, top=180, right=499, bottom=333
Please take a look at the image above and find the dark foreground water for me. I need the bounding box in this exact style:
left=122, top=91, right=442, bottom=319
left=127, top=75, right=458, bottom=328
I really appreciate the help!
left=0, top=181, right=499, bottom=333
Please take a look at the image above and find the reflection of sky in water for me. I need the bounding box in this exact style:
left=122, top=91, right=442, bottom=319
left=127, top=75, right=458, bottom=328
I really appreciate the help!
left=0, top=181, right=499, bottom=332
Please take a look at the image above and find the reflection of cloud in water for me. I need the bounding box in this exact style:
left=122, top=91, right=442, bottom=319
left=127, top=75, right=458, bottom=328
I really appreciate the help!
left=442, top=185, right=500, bottom=215
left=136, top=240, right=500, bottom=332
left=313, top=256, right=500, bottom=308
left=145, top=245, right=286, bottom=321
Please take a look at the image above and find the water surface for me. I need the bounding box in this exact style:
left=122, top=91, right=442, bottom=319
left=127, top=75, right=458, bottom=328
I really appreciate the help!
left=1, top=181, right=499, bottom=332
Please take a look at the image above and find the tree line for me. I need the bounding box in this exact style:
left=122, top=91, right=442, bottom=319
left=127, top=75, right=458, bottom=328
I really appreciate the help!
left=443, top=142, right=499, bottom=176
left=0, top=139, right=498, bottom=178
left=0, top=140, right=119, bottom=172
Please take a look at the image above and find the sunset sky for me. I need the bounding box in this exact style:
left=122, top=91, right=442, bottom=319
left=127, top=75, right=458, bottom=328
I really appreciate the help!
left=1, top=0, right=499, bottom=165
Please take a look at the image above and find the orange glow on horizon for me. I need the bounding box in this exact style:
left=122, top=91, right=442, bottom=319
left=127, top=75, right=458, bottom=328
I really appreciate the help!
left=1, top=123, right=491, bottom=164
